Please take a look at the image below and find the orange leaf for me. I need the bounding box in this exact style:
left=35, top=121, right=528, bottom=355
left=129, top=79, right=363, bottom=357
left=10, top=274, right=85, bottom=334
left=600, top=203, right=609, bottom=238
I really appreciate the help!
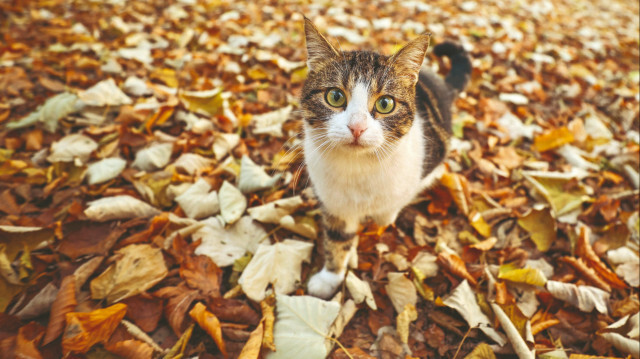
left=532, top=126, right=574, bottom=152
left=260, top=294, right=276, bottom=351
left=576, top=226, right=627, bottom=290
left=43, top=275, right=77, bottom=345
left=145, top=106, right=175, bottom=133
left=15, top=322, right=44, bottom=359
left=189, top=302, right=227, bottom=357
left=105, top=339, right=154, bottom=359
left=62, top=303, right=127, bottom=354
left=437, top=252, right=477, bottom=285
left=559, top=256, right=611, bottom=292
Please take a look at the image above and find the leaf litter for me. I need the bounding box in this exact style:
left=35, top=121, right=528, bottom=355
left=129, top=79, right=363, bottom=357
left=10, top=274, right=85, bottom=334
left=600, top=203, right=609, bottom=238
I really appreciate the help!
left=0, top=0, right=638, bottom=358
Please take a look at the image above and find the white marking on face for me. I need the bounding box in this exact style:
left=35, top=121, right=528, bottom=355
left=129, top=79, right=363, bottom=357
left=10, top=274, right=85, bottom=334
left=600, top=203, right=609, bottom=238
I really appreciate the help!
left=326, top=82, right=385, bottom=151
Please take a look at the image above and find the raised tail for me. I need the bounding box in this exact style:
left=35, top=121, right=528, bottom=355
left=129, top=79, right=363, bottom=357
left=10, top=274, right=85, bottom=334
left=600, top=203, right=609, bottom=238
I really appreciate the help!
left=433, top=41, right=472, bottom=93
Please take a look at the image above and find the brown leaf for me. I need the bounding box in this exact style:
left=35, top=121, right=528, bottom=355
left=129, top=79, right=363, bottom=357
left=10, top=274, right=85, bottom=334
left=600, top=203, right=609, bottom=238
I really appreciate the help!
left=62, top=303, right=128, bottom=354
left=155, top=284, right=200, bottom=336
left=180, top=255, right=222, bottom=298
left=43, top=275, right=77, bottom=345
left=437, top=252, right=477, bottom=285
left=105, top=339, right=154, bottom=359
left=121, top=295, right=163, bottom=333
left=209, top=298, right=260, bottom=326
left=189, top=302, right=227, bottom=357
left=15, top=322, right=44, bottom=359
left=58, top=221, right=125, bottom=260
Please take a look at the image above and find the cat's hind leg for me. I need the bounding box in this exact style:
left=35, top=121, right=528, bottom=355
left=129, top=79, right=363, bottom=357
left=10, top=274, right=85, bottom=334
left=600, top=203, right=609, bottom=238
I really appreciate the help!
left=307, top=211, right=358, bottom=299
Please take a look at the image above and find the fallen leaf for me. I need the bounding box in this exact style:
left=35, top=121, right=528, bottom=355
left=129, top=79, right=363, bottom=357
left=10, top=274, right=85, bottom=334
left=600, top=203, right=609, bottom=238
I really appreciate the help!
left=78, top=78, right=132, bottom=107
left=179, top=88, right=224, bottom=117
left=517, top=205, right=556, bottom=252
left=464, top=343, right=496, bottom=359
left=385, top=272, right=417, bottom=314
left=533, top=126, right=574, bottom=152
left=90, top=244, right=168, bottom=303
left=86, top=157, right=127, bottom=185
left=437, top=251, right=478, bottom=285
left=238, top=239, right=313, bottom=302
left=598, top=313, right=639, bottom=358
left=155, top=285, right=199, bottom=336
left=490, top=303, right=534, bottom=359
left=545, top=280, right=609, bottom=314
left=175, top=179, right=220, bottom=219
left=345, top=271, right=377, bottom=310
left=6, top=92, right=79, bottom=132
left=189, top=302, right=227, bottom=357
left=443, top=280, right=506, bottom=345
left=522, top=170, right=590, bottom=217
left=43, top=275, right=77, bottom=345
left=498, top=263, right=547, bottom=287
left=238, top=155, right=282, bottom=193
left=266, top=294, right=340, bottom=359
left=14, top=282, right=59, bottom=320
left=84, top=195, right=161, bottom=222
left=173, top=153, right=214, bottom=175
left=251, top=105, right=292, bottom=137
left=105, top=338, right=154, bottom=359
left=132, top=143, right=173, bottom=172
left=576, top=226, right=627, bottom=290
left=237, top=321, right=263, bottom=359
left=62, top=303, right=128, bottom=354
left=247, top=196, right=303, bottom=224
left=396, top=304, right=417, bottom=344
left=47, top=133, right=97, bottom=164
left=194, top=216, right=268, bottom=267
left=219, top=181, right=247, bottom=224
left=180, top=255, right=222, bottom=298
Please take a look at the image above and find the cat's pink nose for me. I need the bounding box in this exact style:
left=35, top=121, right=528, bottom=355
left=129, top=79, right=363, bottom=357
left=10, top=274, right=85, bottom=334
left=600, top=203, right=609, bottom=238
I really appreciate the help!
left=348, top=122, right=367, bottom=139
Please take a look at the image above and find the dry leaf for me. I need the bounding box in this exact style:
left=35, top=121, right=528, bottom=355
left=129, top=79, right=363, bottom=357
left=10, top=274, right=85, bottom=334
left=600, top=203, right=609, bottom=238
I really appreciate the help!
left=238, top=239, right=313, bottom=301
left=62, top=303, right=128, bottom=354
left=219, top=180, right=247, bottom=224
left=385, top=272, right=417, bottom=314
left=175, top=179, right=220, bottom=219
left=91, top=244, right=168, bottom=303
left=437, top=251, right=477, bottom=285
left=345, top=271, right=377, bottom=310
left=238, top=321, right=264, bottom=359
left=443, top=280, right=506, bottom=345
left=238, top=155, right=282, bottom=193
left=43, top=275, right=77, bottom=345
left=396, top=304, right=417, bottom=344
left=517, top=205, right=556, bottom=252
left=545, top=280, right=609, bottom=314
left=194, top=216, right=268, bottom=267
left=189, top=302, right=227, bottom=357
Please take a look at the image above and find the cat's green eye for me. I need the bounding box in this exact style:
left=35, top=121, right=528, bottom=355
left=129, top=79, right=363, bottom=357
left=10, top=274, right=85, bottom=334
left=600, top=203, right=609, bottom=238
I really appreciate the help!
left=325, top=88, right=346, bottom=107
left=375, top=95, right=395, bottom=114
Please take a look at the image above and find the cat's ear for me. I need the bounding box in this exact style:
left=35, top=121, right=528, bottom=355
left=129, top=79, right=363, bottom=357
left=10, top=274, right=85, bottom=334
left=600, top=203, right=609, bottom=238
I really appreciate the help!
left=389, top=34, right=431, bottom=83
left=303, top=17, right=339, bottom=71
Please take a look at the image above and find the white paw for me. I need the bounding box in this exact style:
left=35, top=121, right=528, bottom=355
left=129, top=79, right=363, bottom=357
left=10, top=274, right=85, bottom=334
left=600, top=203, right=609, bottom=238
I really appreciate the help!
left=307, top=268, right=344, bottom=299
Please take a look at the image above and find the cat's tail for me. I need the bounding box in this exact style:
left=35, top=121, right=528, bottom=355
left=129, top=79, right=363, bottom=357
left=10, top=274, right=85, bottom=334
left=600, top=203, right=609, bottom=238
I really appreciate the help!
left=433, top=41, right=472, bottom=93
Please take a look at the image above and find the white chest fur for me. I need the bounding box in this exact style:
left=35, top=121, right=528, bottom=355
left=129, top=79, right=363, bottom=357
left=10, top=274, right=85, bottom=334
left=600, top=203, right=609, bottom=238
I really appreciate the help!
left=304, top=114, right=429, bottom=226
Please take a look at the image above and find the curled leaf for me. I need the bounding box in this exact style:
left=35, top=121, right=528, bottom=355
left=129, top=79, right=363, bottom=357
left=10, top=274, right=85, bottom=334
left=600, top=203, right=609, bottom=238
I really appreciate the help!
left=189, top=302, right=227, bottom=357
left=62, top=303, right=128, bottom=354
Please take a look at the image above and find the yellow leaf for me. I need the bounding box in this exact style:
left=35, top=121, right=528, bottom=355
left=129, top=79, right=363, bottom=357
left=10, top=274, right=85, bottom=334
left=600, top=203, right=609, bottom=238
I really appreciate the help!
left=533, top=126, right=574, bottom=152
left=464, top=343, right=496, bottom=359
left=260, top=294, right=276, bottom=351
left=396, top=304, right=417, bottom=344
left=440, top=172, right=470, bottom=215
left=150, top=68, right=178, bottom=88
left=517, top=206, right=556, bottom=252
left=522, top=172, right=589, bottom=216
left=179, top=89, right=224, bottom=117
left=162, top=324, right=193, bottom=359
left=238, top=321, right=264, bottom=359
left=498, top=263, right=547, bottom=286
left=469, top=211, right=491, bottom=237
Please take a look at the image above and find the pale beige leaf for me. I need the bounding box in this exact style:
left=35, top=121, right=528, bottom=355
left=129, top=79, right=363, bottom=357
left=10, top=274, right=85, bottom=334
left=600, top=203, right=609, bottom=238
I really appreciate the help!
left=345, top=271, right=377, bottom=310
left=385, top=272, right=417, bottom=314
left=545, top=280, right=609, bottom=314
left=194, top=216, right=268, bottom=267
left=219, top=180, right=247, bottom=224
left=84, top=195, right=161, bottom=222
left=238, top=239, right=313, bottom=302
left=175, top=179, right=219, bottom=219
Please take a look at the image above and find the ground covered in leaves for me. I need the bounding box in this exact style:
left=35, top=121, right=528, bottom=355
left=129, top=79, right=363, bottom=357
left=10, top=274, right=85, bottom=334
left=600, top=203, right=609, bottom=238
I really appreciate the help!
left=0, top=0, right=639, bottom=358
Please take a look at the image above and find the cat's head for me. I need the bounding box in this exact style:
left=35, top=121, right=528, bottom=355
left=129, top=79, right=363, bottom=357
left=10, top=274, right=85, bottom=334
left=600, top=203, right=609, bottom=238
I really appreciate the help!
left=300, top=18, right=430, bottom=154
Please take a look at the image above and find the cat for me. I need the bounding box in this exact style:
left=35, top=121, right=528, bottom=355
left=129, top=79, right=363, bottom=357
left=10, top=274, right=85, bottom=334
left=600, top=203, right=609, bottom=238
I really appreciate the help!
left=301, top=17, right=472, bottom=299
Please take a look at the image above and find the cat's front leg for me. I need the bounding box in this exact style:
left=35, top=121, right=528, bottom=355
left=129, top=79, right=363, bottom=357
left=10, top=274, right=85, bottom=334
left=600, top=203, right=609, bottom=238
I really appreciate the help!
left=307, top=211, right=359, bottom=299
